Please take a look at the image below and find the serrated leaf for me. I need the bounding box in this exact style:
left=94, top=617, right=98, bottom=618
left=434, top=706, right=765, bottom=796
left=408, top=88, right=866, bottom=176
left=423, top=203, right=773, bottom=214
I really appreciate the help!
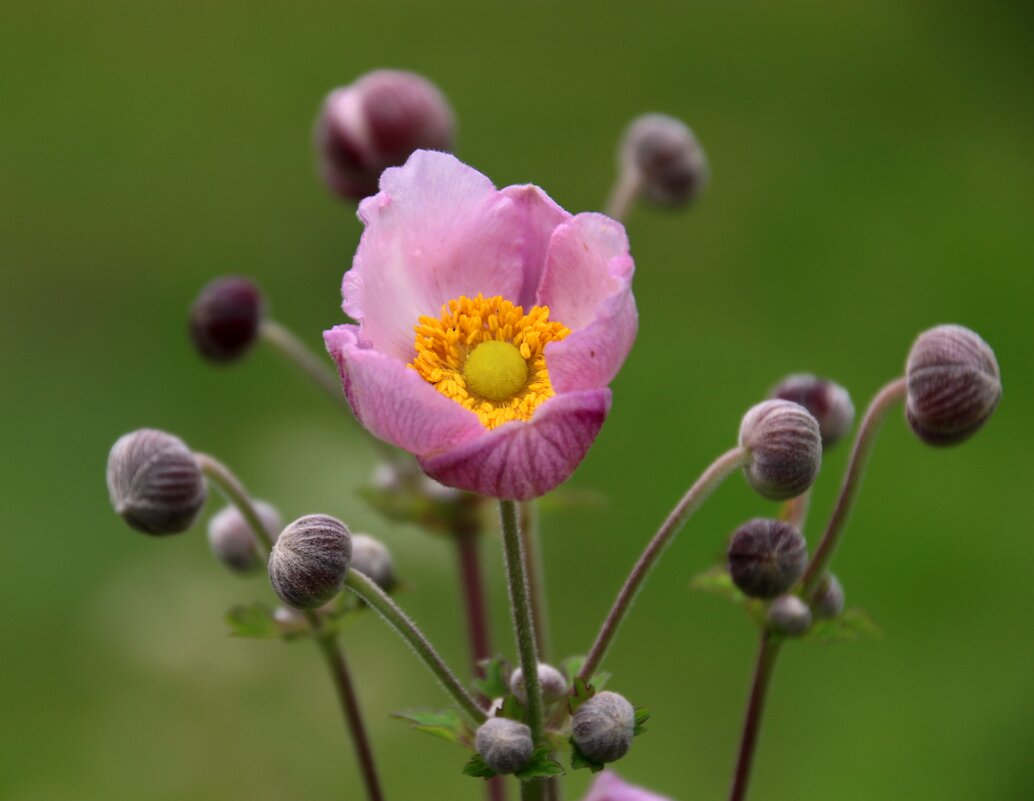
left=633, top=707, right=651, bottom=736
left=462, top=753, right=497, bottom=779
left=392, top=708, right=473, bottom=748
left=560, top=656, right=609, bottom=693
left=473, top=656, right=511, bottom=699
left=807, top=607, right=882, bottom=644
left=690, top=566, right=747, bottom=604
left=515, top=748, right=565, bottom=780
left=568, top=677, right=596, bottom=714
left=569, top=738, right=605, bottom=773
left=225, top=602, right=280, bottom=639
left=498, top=694, right=525, bottom=722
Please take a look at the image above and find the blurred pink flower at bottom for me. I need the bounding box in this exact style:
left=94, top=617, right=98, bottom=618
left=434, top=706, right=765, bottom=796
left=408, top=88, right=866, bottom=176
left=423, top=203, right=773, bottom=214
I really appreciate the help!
left=582, top=771, right=675, bottom=801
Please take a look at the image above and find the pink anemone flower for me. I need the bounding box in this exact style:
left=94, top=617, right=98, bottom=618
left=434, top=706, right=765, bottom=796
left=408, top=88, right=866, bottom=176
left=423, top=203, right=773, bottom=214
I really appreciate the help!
left=324, top=150, right=636, bottom=500
left=581, top=771, right=675, bottom=801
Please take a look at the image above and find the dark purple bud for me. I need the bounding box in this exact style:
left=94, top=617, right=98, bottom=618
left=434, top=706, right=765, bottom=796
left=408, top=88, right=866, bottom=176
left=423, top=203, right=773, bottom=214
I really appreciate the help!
left=727, top=518, right=808, bottom=599
left=349, top=534, right=396, bottom=593
left=571, top=691, right=636, bottom=764
left=315, top=69, right=455, bottom=201
left=906, top=324, right=1001, bottom=446
left=189, top=276, right=263, bottom=363
left=107, top=429, right=207, bottom=535
left=770, top=374, right=855, bottom=448
left=268, top=515, right=352, bottom=609
left=207, top=500, right=282, bottom=574
left=739, top=400, right=822, bottom=501
left=810, top=573, right=845, bottom=619
left=621, top=113, right=708, bottom=206
left=475, top=717, right=534, bottom=774
left=767, top=594, right=812, bottom=637
left=509, top=662, right=567, bottom=704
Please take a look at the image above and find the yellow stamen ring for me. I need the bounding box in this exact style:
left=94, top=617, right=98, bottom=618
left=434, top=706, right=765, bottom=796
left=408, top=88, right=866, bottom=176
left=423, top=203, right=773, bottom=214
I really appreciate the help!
left=411, top=294, right=570, bottom=430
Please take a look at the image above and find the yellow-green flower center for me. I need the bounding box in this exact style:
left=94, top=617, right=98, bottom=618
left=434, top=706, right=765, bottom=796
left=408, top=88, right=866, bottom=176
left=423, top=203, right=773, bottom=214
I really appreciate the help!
left=462, top=340, right=529, bottom=401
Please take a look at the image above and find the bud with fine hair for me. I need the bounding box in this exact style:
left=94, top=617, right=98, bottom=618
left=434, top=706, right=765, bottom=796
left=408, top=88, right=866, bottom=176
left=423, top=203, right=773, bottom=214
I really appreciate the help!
left=269, top=515, right=352, bottom=609
left=620, top=113, right=708, bottom=207
left=207, top=500, right=282, bottom=573
left=315, top=69, right=455, bottom=201
left=810, top=573, right=845, bottom=619
left=188, top=276, right=264, bottom=363
left=739, top=400, right=822, bottom=501
left=906, top=324, right=1001, bottom=446
left=572, top=691, right=636, bottom=765
left=475, top=717, right=534, bottom=775
left=509, top=662, right=567, bottom=705
left=727, top=518, right=808, bottom=599
left=349, top=534, right=396, bottom=592
left=107, top=429, right=207, bottom=535
left=770, top=374, right=855, bottom=448
left=767, top=594, right=812, bottom=637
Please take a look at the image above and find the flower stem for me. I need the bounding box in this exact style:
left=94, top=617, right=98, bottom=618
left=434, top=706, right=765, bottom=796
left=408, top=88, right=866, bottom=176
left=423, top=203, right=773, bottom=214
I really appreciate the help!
left=317, top=633, right=386, bottom=801
left=605, top=165, right=642, bottom=222
left=498, top=500, right=545, bottom=746
left=800, top=377, right=906, bottom=596
left=728, top=633, right=782, bottom=801
left=520, top=500, right=550, bottom=660
left=580, top=446, right=750, bottom=680
left=779, top=490, right=811, bottom=530
left=454, top=527, right=493, bottom=685
left=195, top=453, right=384, bottom=801
left=344, top=569, right=487, bottom=723
left=194, top=453, right=275, bottom=554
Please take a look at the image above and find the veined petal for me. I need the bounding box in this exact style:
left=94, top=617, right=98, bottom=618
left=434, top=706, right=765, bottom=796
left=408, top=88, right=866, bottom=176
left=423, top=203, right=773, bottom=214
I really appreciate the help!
left=499, top=183, right=571, bottom=309
left=419, top=389, right=611, bottom=500
left=343, top=150, right=525, bottom=362
left=324, top=325, right=484, bottom=455
left=582, top=771, right=674, bottom=801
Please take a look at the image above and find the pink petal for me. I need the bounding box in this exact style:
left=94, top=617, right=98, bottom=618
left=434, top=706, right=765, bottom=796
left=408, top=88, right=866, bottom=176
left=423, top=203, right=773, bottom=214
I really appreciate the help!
left=581, top=771, right=675, bottom=801
left=499, top=183, right=571, bottom=309
left=342, top=150, right=525, bottom=362
left=324, top=325, right=483, bottom=455
left=419, top=389, right=611, bottom=500
left=538, top=214, right=637, bottom=393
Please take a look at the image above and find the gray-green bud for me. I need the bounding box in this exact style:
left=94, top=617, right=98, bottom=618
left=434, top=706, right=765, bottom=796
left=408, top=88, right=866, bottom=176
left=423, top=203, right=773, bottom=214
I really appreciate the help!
left=207, top=500, right=282, bottom=573
left=509, top=662, right=567, bottom=704
left=571, top=691, right=636, bottom=765
left=349, top=534, right=397, bottom=592
left=767, top=594, right=812, bottom=637
left=727, top=518, right=808, bottom=599
left=810, top=574, right=845, bottom=619
left=268, top=515, right=352, bottom=609
left=475, top=717, right=534, bottom=774
left=739, top=400, right=822, bottom=500
left=106, top=429, right=207, bottom=535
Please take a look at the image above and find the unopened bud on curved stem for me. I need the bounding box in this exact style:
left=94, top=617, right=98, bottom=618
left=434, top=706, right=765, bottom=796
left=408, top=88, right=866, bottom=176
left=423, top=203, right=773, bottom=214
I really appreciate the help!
left=727, top=518, right=807, bottom=599
left=739, top=400, right=822, bottom=501
left=269, top=515, right=353, bottom=609
left=208, top=500, right=282, bottom=573
left=572, top=691, right=636, bottom=765
left=770, top=374, right=855, bottom=448
left=475, top=717, right=534, bottom=774
left=189, top=277, right=264, bottom=363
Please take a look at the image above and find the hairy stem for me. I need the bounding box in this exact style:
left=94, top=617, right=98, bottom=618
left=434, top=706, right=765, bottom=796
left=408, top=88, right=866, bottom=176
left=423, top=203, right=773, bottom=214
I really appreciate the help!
left=345, top=570, right=486, bottom=723
left=580, top=446, right=750, bottom=680
left=520, top=500, right=550, bottom=661
left=195, top=453, right=275, bottom=554
left=728, top=633, right=782, bottom=801
left=455, top=529, right=492, bottom=685
left=605, top=165, right=643, bottom=221
left=801, top=377, right=906, bottom=596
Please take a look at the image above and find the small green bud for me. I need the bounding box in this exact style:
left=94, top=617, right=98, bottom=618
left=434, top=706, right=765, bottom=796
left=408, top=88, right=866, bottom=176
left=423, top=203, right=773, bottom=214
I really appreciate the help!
left=571, top=691, right=636, bottom=765
left=475, top=717, right=534, bottom=774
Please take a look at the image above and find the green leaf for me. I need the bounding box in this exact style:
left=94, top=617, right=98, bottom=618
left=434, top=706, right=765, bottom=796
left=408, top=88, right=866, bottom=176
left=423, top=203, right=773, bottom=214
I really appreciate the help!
left=806, top=607, right=882, bottom=644
left=498, top=694, right=525, bottom=722
left=567, top=676, right=596, bottom=714
left=569, top=738, right=604, bottom=773
left=462, top=754, right=497, bottom=779
left=633, top=707, right=651, bottom=736
left=225, top=602, right=280, bottom=639
left=515, top=748, right=565, bottom=781
left=473, top=656, right=511, bottom=699
left=690, top=566, right=747, bottom=604
left=561, top=656, right=609, bottom=692
left=392, top=708, right=473, bottom=748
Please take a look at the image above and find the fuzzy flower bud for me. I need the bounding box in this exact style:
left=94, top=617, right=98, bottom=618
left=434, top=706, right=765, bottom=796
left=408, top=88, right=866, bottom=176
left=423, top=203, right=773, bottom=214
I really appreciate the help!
left=188, top=276, right=264, bottom=363
left=268, top=515, right=352, bottom=609
left=770, top=374, right=855, bottom=448
left=207, top=501, right=282, bottom=573
left=475, top=717, right=534, bottom=775
left=349, top=534, right=396, bottom=592
left=739, top=400, right=822, bottom=501
left=620, top=113, right=708, bottom=207
left=905, top=324, right=1001, bottom=446
left=810, top=573, right=845, bottom=619
left=314, top=69, right=455, bottom=201
left=572, top=691, right=636, bottom=765
left=767, top=594, right=812, bottom=637
left=727, top=518, right=808, bottom=599
left=509, top=662, right=567, bottom=704
left=107, top=429, right=207, bottom=535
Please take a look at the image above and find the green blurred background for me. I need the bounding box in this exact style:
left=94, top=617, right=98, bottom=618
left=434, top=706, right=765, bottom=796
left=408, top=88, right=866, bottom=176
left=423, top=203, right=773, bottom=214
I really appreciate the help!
left=2, top=1, right=1031, bottom=799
